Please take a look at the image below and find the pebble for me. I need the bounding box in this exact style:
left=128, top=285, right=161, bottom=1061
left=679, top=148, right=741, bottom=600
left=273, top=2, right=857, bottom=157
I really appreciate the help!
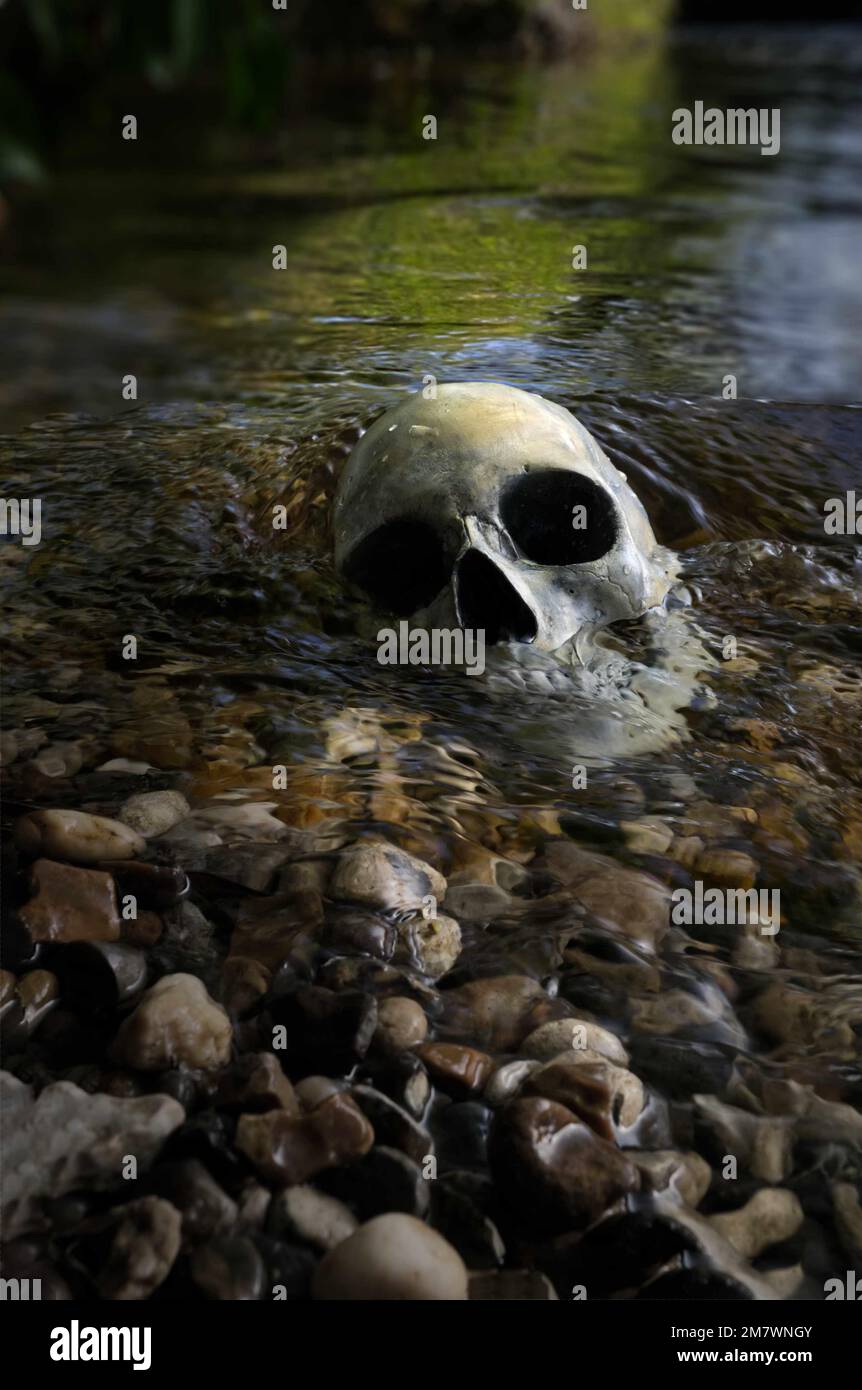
left=629, top=1149, right=712, bottom=1207
left=694, top=847, right=758, bottom=890
left=312, top=1213, right=468, bottom=1301
left=97, top=758, right=153, bottom=774
left=751, top=982, right=855, bottom=1052
left=236, top=1092, right=374, bottom=1185
left=355, top=1054, right=431, bottom=1120
left=520, top=1017, right=628, bottom=1066
left=321, top=1146, right=430, bottom=1221
left=149, top=1159, right=239, bottom=1242
left=192, top=801, right=289, bottom=842
left=119, top=790, right=191, bottom=838
left=395, top=911, right=462, bottom=980
left=351, top=1084, right=433, bottom=1165
left=51, top=940, right=148, bottom=1011
left=0, top=727, right=47, bottom=766
left=268, top=986, right=377, bottom=1073
left=447, top=843, right=529, bottom=891
left=832, top=1182, right=862, bottom=1259
left=95, top=1196, right=182, bottom=1299
left=330, top=841, right=446, bottom=914
left=538, top=841, right=670, bottom=953
left=190, top=1234, right=267, bottom=1301
left=14, top=809, right=146, bottom=865
left=18, top=858, right=120, bottom=944
left=629, top=1035, right=734, bottom=1100
left=429, top=1175, right=505, bottom=1269
left=630, top=987, right=728, bottom=1036
left=295, top=1076, right=344, bottom=1110
left=621, top=816, right=674, bottom=855
left=1, top=1073, right=184, bottom=1238
left=33, top=741, right=88, bottom=779
left=374, top=996, right=428, bottom=1053
left=707, top=1188, right=803, bottom=1260
left=221, top=956, right=271, bottom=1016
left=110, top=974, right=232, bottom=1072
left=268, top=1184, right=358, bottom=1251
left=107, top=860, right=189, bottom=911
left=695, top=1096, right=794, bottom=1183
left=488, top=1097, right=640, bottom=1230
left=435, top=1101, right=492, bottom=1169
left=483, top=1059, right=541, bottom=1108
left=438, top=975, right=555, bottom=1051
left=524, top=1054, right=645, bottom=1138
left=441, top=884, right=513, bottom=922
left=216, top=1054, right=298, bottom=1113
left=414, top=1042, right=494, bottom=1096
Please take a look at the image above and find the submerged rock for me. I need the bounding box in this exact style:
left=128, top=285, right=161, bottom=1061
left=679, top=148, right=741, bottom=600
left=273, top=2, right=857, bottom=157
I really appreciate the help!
left=312, top=1213, right=468, bottom=1301
left=437, top=975, right=555, bottom=1051
left=330, top=841, right=446, bottom=914
left=93, top=1196, right=182, bottom=1299
left=0, top=1072, right=183, bottom=1238
left=524, top=1054, right=645, bottom=1139
left=236, top=1092, right=374, bottom=1185
left=110, top=973, right=232, bottom=1072
left=18, top=858, right=121, bottom=944
left=268, top=1184, right=357, bottom=1251
left=119, top=789, right=190, bottom=838
left=520, top=1017, right=628, bottom=1066
left=488, top=1096, right=640, bottom=1230
left=14, top=809, right=145, bottom=864
left=415, top=1042, right=494, bottom=1096
left=707, top=1188, right=803, bottom=1260
left=373, top=996, right=428, bottom=1054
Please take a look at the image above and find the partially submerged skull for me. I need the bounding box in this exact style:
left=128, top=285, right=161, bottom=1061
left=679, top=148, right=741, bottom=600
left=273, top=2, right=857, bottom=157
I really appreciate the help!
left=334, top=382, right=676, bottom=652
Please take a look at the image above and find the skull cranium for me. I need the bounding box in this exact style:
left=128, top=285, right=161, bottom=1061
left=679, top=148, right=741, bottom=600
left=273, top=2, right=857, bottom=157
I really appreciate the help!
left=334, top=382, right=676, bottom=653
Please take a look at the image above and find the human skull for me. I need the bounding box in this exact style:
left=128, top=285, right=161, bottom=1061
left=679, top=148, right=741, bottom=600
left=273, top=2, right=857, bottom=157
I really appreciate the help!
left=333, top=382, right=676, bottom=654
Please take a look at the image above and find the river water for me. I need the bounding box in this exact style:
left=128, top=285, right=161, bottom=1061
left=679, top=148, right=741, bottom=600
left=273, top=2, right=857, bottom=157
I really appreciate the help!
left=1, top=22, right=861, bottom=1298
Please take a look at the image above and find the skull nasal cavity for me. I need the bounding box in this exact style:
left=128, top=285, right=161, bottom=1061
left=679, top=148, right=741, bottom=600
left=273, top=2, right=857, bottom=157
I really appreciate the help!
left=501, top=469, right=618, bottom=565
left=343, top=519, right=449, bottom=616
left=455, top=550, right=538, bottom=645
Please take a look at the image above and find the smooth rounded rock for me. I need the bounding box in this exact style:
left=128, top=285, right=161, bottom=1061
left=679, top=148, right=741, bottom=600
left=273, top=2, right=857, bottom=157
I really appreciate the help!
left=119, top=790, right=191, bottom=838
left=110, top=973, right=232, bottom=1071
left=312, top=1213, right=468, bottom=1300
left=521, top=1017, right=628, bottom=1066
left=14, top=809, right=146, bottom=864
left=374, top=996, right=428, bottom=1053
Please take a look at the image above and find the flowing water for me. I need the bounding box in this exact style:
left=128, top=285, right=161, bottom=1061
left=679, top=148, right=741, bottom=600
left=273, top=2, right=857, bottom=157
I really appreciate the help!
left=2, top=22, right=861, bottom=1297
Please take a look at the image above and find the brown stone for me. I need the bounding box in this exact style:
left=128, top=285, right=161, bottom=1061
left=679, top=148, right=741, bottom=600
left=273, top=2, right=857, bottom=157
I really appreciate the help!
left=14, top=809, right=146, bottom=863
left=221, top=956, right=271, bottom=1016
left=236, top=1092, right=374, bottom=1186
left=437, top=975, right=555, bottom=1051
left=414, top=1042, right=494, bottom=1096
left=122, top=910, right=163, bottom=948
left=228, top=891, right=323, bottom=970
left=524, top=1055, right=644, bottom=1140
left=217, top=1054, right=299, bottom=1113
left=19, top=859, right=120, bottom=944
left=489, top=1097, right=640, bottom=1231
left=694, top=848, right=758, bottom=891
left=538, top=841, right=669, bottom=952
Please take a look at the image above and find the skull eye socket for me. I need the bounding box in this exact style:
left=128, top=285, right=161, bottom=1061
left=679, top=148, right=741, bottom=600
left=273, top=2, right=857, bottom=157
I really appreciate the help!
left=342, top=519, right=449, bottom=616
left=501, top=469, right=619, bottom=565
